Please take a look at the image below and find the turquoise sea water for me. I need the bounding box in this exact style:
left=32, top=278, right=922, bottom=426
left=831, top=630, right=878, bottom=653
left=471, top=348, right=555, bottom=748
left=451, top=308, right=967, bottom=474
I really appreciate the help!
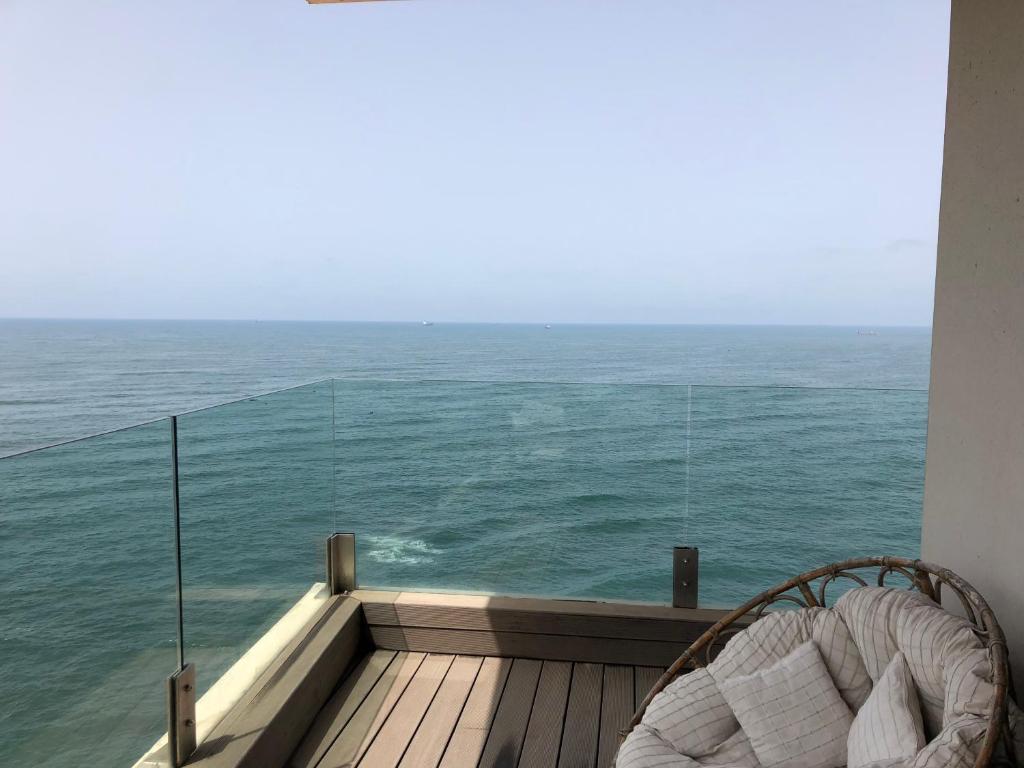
left=0, top=320, right=930, bottom=767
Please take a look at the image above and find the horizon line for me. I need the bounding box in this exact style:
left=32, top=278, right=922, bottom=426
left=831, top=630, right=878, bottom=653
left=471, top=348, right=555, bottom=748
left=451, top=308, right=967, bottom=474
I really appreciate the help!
left=0, top=316, right=933, bottom=329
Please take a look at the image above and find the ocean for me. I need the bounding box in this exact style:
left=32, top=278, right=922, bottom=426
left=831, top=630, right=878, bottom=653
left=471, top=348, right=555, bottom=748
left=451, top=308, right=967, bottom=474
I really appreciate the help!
left=0, top=319, right=930, bottom=767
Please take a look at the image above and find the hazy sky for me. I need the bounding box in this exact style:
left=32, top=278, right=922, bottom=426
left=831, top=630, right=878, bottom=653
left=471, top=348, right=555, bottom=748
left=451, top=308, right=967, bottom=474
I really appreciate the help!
left=0, top=1, right=949, bottom=325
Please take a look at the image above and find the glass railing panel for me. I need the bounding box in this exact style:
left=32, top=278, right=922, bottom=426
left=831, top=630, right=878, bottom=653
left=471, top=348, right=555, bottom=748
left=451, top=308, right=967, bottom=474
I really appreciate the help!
left=333, top=379, right=690, bottom=602
left=175, top=381, right=333, bottom=699
left=0, top=421, right=177, bottom=768
left=688, top=386, right=928, bottom=607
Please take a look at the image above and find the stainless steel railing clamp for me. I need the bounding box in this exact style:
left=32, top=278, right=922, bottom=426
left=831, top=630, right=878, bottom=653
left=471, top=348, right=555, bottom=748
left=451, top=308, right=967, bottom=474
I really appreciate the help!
left=673, top=546, right=699, bottom=608
left=326, top=533, right=357, bottom=595
left=167, top=662, right=197, bottom=767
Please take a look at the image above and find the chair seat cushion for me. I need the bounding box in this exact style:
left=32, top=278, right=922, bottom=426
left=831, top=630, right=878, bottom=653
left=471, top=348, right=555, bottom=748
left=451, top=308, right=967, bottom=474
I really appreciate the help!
left=616, top=725, right=760, bottom=768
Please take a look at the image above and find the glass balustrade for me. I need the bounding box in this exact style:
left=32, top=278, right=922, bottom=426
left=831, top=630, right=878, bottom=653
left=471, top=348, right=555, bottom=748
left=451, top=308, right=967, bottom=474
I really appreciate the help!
left=332, top=379, right=690, bottom=601
left=687, top=385, right=928, bottom=605
left=0, top=378, right=929, bottom=765
left=0, top=421, right=178, bottom=768
left=331, top=380, right=927, bottom=606
left=175, top=380, right=334, bottom=699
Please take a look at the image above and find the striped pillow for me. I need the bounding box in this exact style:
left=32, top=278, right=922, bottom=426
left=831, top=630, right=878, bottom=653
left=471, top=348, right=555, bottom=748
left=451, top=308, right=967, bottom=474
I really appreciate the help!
left=615, top=725, right=760, bottom=768
left=708, top=608, right=872, bottom=712
left=847, top=652, right=926, bottom=768
left=909, top=715, right=987, bottom=768
left=615, top=725, right=702, bottom=768
left=641, top=667, right=738, bottom=756
left=719, top=640, right=853, bottom=768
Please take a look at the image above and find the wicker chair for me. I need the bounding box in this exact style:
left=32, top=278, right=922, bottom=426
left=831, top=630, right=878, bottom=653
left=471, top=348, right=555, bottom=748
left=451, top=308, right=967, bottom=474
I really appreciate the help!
left=624, top=557, right=1016, bottom=768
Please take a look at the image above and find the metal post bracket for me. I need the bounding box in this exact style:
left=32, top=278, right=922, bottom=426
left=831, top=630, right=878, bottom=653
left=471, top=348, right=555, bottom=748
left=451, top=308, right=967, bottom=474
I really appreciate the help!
left=167, top=662, right=196, bottom=767
left=326, top=533, right=356, bottom=595
left=673, top=546, right=699, bottom=609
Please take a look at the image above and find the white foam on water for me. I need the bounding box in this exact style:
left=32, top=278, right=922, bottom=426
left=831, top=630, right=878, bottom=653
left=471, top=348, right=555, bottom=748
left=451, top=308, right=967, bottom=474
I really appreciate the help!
left=364, top=535, right=442, bottom=565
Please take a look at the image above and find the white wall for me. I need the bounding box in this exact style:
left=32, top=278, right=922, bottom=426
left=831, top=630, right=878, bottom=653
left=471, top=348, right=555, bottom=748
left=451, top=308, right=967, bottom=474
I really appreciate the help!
left=922, top=0, right=1024, bottom=690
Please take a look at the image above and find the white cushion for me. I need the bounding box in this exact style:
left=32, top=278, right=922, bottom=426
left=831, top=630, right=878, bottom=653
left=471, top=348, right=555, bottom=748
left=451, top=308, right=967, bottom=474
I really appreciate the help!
left=708, top=608, right=872, bottom=711
left=615, top=725, right=759, bottom=768
left=694, top=728, right=760, bottom=767
left=642, top=667, right=738, bottom=757
left=847, top=652, right=926, bottom=768
left=908, top=715, right=987, bottom=768
left=895, top=601, right=992, bottom=733
left=809, top=608, right=874, bottom=711
left=708, top=611, right=809, bottom=682
left=833, top=587, right=933, bottom=684
left=616, top=726, right=701, bottom=768
left=833, top=586, right=995, bottom=737
left=833, top=585, right=995, bottom=767
left=719, top=641, right=853, bottom=768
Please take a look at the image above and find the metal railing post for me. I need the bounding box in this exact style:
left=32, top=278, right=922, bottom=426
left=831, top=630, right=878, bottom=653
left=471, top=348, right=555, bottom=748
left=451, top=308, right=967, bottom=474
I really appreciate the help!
left=673, top=546, right=699, bottom=608
left=326, top=532, right=357, bottom=595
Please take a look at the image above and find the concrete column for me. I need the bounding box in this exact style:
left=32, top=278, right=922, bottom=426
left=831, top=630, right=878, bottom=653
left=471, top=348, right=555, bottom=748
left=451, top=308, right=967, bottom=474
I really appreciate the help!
left=922, top=1, right=1024, bottom=690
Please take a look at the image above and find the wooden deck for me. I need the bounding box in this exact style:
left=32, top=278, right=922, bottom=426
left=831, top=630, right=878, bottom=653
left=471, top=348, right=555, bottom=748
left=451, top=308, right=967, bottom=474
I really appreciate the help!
left=288, top=650, right=664, bottom=768
left=180, top=591, right=737, bottom=768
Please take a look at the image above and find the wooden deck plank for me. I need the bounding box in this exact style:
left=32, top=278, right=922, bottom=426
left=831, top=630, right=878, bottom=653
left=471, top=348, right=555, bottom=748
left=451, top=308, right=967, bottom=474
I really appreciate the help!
left=359, top=654, right=456, bottom=768
left=437, top=657, right=513, bottom=768
left=398, top=655, right=484, bottom=768
left=316, top=652, right=426, bottom=768
left=518, top=661, right=572, bottom=768
left=633, top=667, right=663, bottom=711
left=288, top=649, right=397, bottom=768
left=477, top=658, right=543, bottom=768
left=557, top=663, right=603, bottom=768
left=596, top=666, right=633, bottom=768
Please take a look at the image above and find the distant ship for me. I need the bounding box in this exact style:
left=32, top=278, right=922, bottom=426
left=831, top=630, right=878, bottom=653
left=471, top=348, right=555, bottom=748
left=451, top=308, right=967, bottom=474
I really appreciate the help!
left=857, top=329, right=878, bottom=336
left=422, top=321, right=434, bottom=326
left=545, top=324, right=552, bottom=329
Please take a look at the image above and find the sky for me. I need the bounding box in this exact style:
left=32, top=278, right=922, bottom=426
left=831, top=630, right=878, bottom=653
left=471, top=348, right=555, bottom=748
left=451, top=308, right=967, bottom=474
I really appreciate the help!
left=0, top=0, right=950, bottom=326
